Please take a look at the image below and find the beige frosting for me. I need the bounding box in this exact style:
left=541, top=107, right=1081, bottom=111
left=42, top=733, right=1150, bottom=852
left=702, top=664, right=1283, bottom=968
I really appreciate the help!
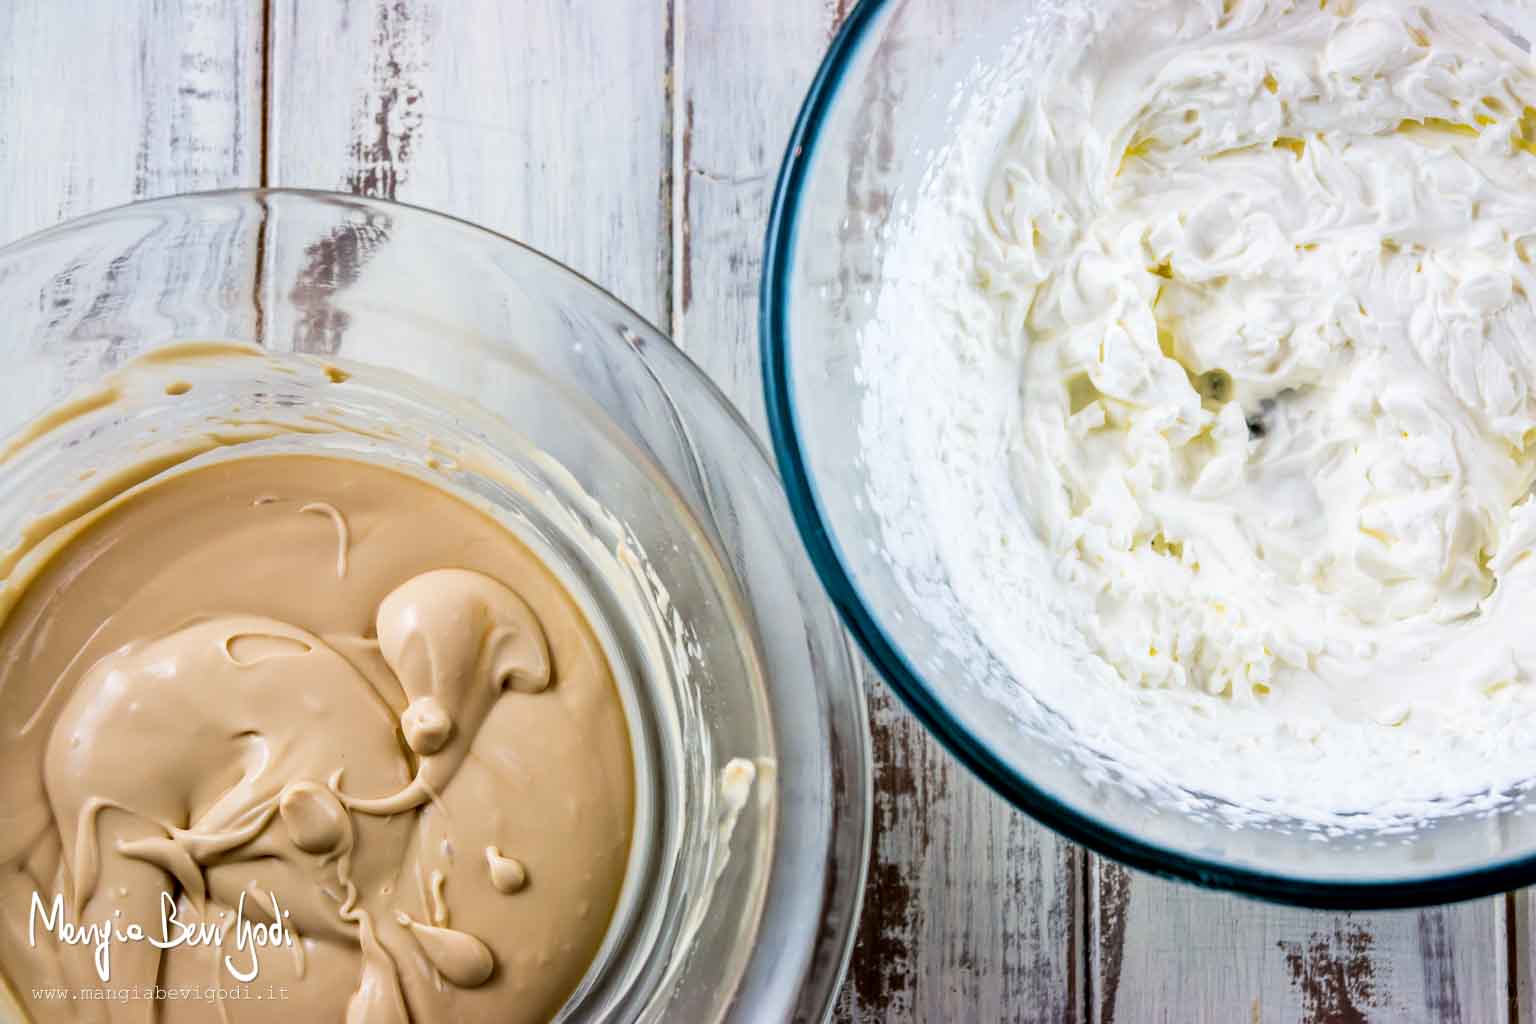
left=0, top=454, right=635, bottom=1023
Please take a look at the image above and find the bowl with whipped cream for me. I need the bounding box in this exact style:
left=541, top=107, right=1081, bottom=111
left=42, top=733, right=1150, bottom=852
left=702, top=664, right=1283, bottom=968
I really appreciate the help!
left=765, top=0, right=1536, bottom=905
left=0, top=190, right=870, bottom=1021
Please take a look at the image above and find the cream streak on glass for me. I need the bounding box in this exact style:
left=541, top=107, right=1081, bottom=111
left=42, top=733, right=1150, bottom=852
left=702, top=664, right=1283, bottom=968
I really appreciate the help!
left=865, top=0, right=1536, bottom=821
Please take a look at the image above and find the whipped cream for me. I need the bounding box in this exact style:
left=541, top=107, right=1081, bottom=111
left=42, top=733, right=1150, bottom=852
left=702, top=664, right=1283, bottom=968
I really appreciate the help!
left=865, top=0, right=1536, bottom=820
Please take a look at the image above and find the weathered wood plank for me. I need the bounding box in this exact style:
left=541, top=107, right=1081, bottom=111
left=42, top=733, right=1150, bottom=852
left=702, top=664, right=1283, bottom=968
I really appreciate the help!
left=669, top=0, right=831, bottom=428
left=0, top=3, right=256, bottom=1020
left=1097, top=862, right=1509, bottom=1024
left=0, top=0, right=262, bottom=243
left=1512, top=891, right=1533, bottom=1023
left=831, top=685, right=1083, bottom=1023
left=267, top=0, right=673, bottom=326
left=675, top=4, right=1084, bottom=1022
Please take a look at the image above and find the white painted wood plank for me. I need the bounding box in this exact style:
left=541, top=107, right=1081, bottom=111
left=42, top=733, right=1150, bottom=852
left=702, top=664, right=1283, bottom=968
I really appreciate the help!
left=670, top=0, right=832, bottom=429
left=675, top=4, right=1083, bottom=1022
left=1511, top=891, right=1533, bottom=1023
left=0, top=0, right=262, bottom=243
left=831, top=687, right=1083, bottom=1023
left=1097, top=863, right=1510, bottom=1024
left=0, top=3, right=258, bottom=1020
left=267, top=0, right=673, bottom=326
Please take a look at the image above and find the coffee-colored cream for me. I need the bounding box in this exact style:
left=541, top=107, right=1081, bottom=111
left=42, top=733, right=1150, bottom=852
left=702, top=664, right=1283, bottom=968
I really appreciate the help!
left=0, top=454, right=634, bottom=1023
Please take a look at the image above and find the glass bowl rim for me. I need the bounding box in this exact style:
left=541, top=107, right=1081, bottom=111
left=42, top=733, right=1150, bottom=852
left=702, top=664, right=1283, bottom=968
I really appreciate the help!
left=759, top=0, right=1536, bottom=909
left=0, top=185, right=874, bottom=1018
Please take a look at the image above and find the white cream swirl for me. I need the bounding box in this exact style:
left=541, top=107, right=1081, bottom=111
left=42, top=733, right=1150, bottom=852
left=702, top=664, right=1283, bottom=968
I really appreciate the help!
left=955, top=0, right=1536, bottom=808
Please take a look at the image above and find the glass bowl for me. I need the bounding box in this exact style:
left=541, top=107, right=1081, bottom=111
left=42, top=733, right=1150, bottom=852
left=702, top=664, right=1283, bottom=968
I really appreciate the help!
left=762, top=0, right=1536, bottom=907
left=0, top=189, right=870, bottom=1020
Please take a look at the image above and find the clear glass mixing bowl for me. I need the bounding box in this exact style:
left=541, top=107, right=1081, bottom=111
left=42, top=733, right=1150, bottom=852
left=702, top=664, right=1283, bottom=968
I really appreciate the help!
left=0, top=189, right=870, bottom=1020
left=762, top=0, right=1536, bottom=907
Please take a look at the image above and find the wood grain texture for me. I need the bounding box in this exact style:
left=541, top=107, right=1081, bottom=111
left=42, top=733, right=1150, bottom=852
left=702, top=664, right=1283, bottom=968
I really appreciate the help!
left=268, top=0, right=673, bottom=325
left=1096, top=861, right=1510, bottom=1024
left=0, top=0, right=262, bottom=243
left=673, top=3, right=1084, bottom=1021
left=1515, top=891, right=1535, bottom=1024
left=669, top=0, right=829, bottom=428
left=832, top=685, right=1082, bottom=1023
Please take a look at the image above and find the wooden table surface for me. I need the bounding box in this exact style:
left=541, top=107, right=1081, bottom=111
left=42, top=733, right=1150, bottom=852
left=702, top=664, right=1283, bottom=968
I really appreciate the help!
left=1, top=1, right=1529, bottom=1020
